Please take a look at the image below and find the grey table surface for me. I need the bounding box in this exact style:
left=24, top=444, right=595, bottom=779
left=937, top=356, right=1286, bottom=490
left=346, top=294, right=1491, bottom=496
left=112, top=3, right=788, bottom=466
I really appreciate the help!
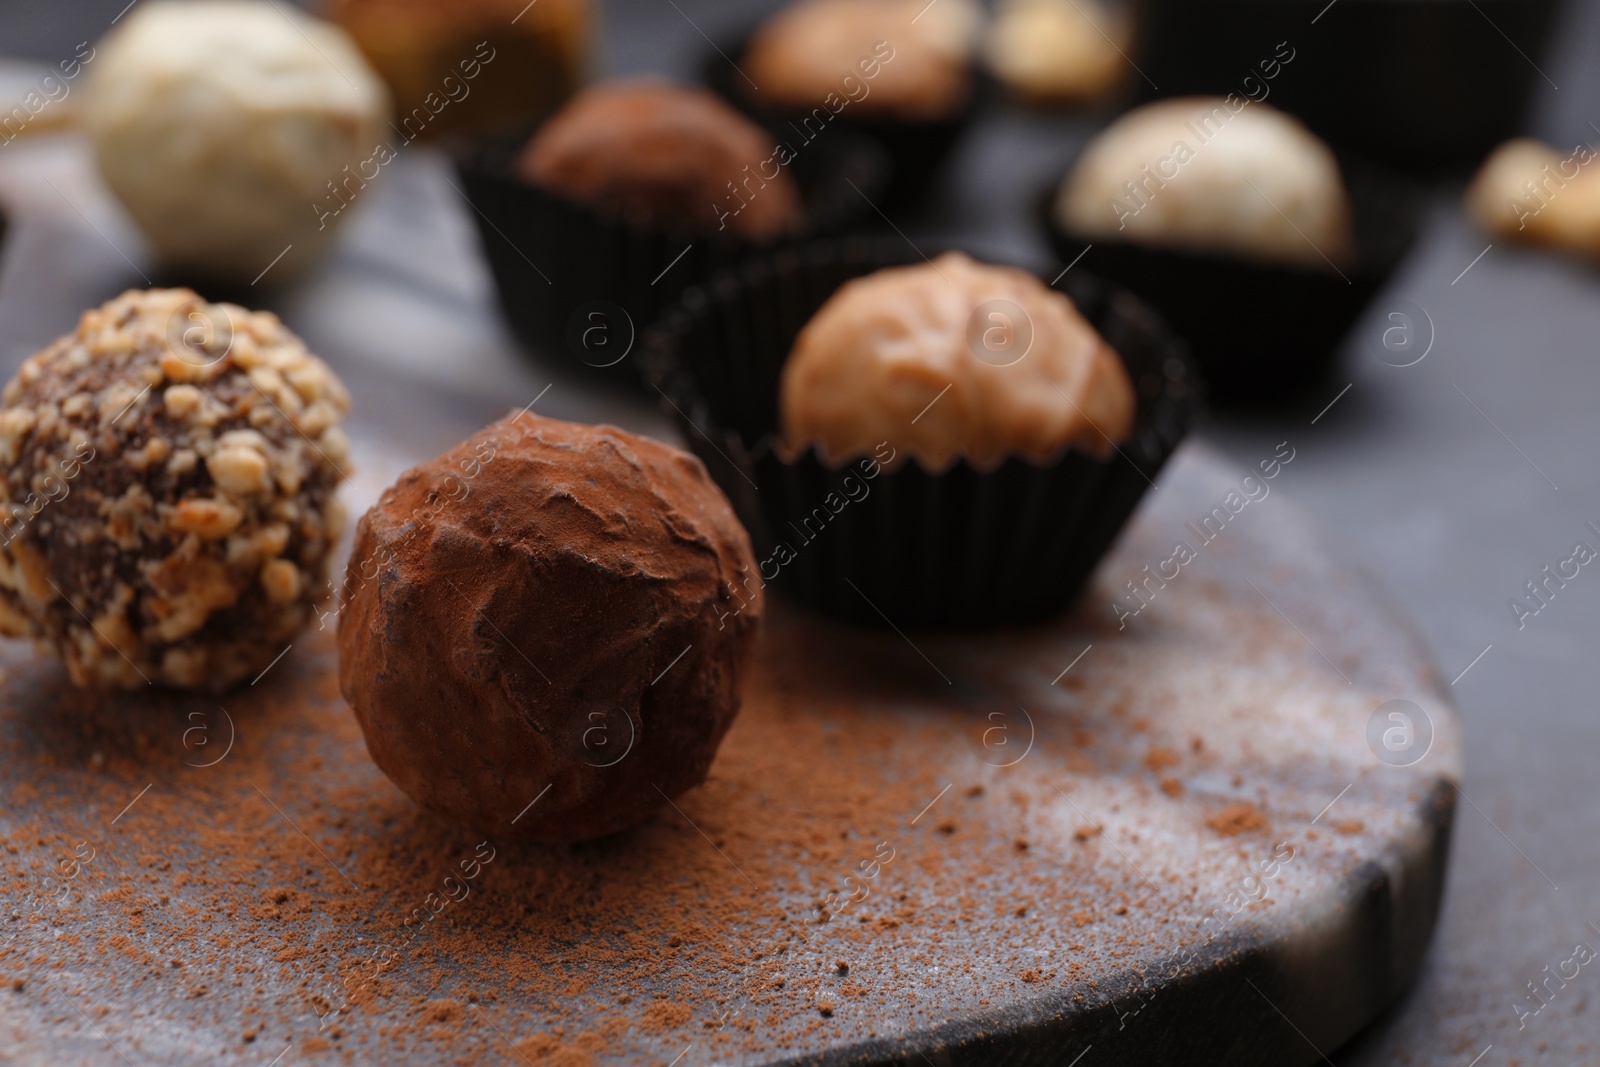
left=1, top=0, right=1598, bottom=1064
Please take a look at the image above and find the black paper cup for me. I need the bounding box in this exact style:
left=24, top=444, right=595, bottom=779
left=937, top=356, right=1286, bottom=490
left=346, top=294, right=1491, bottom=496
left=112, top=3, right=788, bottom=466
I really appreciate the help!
left=641, top=237, right=1198, bottom=630
left=1043, top=158, right=1422, bottom=403
left=452, top=121, right=889, bottom=389
left=1131, top=0, right=1562, bottom=173
left=699, top=30, right=976, bottom=210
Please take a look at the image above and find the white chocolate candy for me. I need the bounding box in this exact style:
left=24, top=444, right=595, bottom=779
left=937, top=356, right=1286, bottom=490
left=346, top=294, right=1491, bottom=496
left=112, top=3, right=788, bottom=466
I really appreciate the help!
left=81, top=0, right=389, bottom=282
left=1057, top=98, right=1353, bottom=269
left=983, top=0, right=1129, bottom=105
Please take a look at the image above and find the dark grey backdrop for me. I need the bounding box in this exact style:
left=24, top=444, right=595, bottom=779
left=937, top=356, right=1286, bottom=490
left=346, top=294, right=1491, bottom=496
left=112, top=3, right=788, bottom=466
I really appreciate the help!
left=0, top=1, right=1597, bottom=1064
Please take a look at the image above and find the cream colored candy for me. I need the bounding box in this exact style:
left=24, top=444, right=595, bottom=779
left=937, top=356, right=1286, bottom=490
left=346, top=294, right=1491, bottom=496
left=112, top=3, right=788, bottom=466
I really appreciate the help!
left=80, top=0, right=389, bottom=282
left=1056, top=98, right=1354, bottom=269
left=780, top=252, right=1135, bottom=471
left=983, top=0, right=1129, bottom=105
left=1466, top=137, right=1600, bottom=256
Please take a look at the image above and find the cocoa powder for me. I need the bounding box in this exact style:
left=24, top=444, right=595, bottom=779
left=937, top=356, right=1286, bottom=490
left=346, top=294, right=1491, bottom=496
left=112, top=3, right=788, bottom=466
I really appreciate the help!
left=0, top=572, right=1439, bottom=1063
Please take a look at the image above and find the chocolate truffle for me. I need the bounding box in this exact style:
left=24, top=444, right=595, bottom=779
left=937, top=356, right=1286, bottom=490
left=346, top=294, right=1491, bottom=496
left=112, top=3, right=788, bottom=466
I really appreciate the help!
left=742, top=0, right=980, bottom=120
left=80, top=0, right=389, bottom=282
left=1056, top=98, right=1354, bottom=269
left=0, top=289, right=351, bottom=691
left=983, top=0, right=1130, bottom=106
left=327, top=0, right=588, bottom=142
left=1467, top=137, right=1600, bottom=256
left=780, top=251, right=1135, bottom=471
left=337, top=413, right=762, bottom=843
left=517, top=79, right=803, bottom=240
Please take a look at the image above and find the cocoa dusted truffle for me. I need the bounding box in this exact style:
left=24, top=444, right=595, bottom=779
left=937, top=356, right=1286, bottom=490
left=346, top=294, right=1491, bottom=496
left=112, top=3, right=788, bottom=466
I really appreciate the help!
left=0, top=289, right=350, bottom=691
left=337, top=412, right=762, bottom=843
left=516, top=78, right=804, bottom=240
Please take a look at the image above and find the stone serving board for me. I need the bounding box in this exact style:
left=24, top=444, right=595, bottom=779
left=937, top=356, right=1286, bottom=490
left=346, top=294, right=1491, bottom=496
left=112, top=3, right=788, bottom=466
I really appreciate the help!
left=0, top=446, right=1459, bottom=1066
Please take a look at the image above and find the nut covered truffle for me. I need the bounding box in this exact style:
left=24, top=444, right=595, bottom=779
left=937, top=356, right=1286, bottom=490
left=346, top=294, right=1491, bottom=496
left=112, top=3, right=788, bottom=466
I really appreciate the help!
left=337, top=413, right=762, bottom=843
left=781, top=252, right=1135, bottom=471
left=0, top=289, right=351, bottom=690
left=517, top=79, right=804, bottom=240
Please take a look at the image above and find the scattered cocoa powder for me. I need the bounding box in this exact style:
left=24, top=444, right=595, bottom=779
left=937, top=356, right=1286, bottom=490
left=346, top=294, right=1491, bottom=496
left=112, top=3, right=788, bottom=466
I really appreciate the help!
left=1206, top=803, right=1269, bottom=837
left=1143, top=748, right=1181, bottom=771
left=642, top=999, right=692, bottom=1033
left=0, top=574, right=1438, bottom=1062
left=514, top=1032, right=598, bottom=1067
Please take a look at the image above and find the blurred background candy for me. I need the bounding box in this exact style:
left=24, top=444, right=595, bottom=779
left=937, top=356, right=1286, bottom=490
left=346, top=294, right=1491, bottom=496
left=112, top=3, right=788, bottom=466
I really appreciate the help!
left=982, top=0, right=1131, bottom=107
left=80, top=0, right=389, bottom=285
left=323, top=0, right=589, bottom=141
